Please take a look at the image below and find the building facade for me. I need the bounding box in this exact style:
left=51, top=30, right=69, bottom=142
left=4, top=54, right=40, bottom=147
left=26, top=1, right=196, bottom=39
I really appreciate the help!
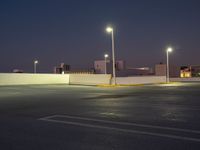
left=180, top=66, right=200, bottom=78
left=94, top=60, right=125, bottom=74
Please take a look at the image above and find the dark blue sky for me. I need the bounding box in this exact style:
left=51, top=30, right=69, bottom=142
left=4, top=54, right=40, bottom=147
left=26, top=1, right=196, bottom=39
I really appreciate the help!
left=0, top=0, right=200, bottom=73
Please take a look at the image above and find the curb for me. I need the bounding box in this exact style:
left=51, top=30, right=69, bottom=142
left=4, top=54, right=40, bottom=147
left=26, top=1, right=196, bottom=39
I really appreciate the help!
left=96, top=84, right=144, bottom=87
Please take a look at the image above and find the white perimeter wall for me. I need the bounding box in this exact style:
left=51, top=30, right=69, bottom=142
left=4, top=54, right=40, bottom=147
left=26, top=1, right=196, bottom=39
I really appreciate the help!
left=115, top=76, right=166, bottom=85
left=170, top=77, right=200, bottom=82
left=0, top=73, right=70, bottom=86
left=69, top=74, right=111, bottom=85
left=0, top=73, right=167, bottom=86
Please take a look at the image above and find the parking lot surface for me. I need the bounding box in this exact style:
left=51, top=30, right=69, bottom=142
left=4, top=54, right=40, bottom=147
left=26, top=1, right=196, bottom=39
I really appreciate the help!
left=0, top=83, right=200, bottom=150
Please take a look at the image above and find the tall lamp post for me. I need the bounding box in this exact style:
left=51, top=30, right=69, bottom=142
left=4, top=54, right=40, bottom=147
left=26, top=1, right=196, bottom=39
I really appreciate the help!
left=104, top=54, right=109, bottom=74
left=106, top=26, right=116, bottom=85
left=166, top=47, right=173, bottom=83
left=34, top=60, right=38, bottom=74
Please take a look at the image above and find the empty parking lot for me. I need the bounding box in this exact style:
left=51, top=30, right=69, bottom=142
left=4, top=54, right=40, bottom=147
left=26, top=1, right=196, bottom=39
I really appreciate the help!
left=0, top=83, right=200, bottom=150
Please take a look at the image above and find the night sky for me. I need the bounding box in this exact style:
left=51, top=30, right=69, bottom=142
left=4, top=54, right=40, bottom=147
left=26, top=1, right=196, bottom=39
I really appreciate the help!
left=0, top=0, right=200, bottom=73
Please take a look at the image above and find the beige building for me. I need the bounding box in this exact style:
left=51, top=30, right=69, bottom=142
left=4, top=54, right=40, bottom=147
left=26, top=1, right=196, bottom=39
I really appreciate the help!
left=155, top=64, right=166, bottom=76
left=94, top=60, right=125, bottom=74
left=155, top=63, right=179, bottom=77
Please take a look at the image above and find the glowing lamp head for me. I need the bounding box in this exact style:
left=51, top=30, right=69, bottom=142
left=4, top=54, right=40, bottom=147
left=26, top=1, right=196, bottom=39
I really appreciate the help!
left=167, top=47, right=173, bottom=52
left=104, top=54, right=109, bottom=58
left=106, top=27, right=113, bottom=33
left=34, top=60, right=38, bottom=64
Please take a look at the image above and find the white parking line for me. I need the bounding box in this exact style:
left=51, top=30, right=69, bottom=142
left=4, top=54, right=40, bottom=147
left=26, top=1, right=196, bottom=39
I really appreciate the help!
left=40, top=115, right=200, bottom=134
left=39, top=115, right=200, bottom=142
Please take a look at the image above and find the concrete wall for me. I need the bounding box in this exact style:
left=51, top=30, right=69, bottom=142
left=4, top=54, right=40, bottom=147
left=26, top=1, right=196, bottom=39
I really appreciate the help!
left=0, top=73, right=70, bottom=86
left=69, top=74, right=111, bottom=85
left=0, top=73, right=167, bottom=86
left=170, top=77, right=200, bottom=82
left=115, top=76, right=166, bottom=85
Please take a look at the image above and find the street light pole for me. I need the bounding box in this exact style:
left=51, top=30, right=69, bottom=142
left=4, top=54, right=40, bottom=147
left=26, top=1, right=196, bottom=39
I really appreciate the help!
left=34, top=60, right=38, bottom=74
left=106, top=27, right=116, bottom=85
left=104, top=54, right=108, bottom=74
left=166, top=47, right=172, bottom=83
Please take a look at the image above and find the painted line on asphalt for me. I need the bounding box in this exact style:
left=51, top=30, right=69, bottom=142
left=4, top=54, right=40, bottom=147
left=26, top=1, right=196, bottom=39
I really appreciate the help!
left=39, top=115, right=200, bottom=142
left=40, top=115, right=200, bottom=134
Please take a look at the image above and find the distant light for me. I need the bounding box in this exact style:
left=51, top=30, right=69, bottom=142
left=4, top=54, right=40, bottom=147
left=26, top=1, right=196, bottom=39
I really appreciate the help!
left=34, top=60, right=38, bottom=64
left=139, top=67, right=149, bottom=70
left=106, top=27, right=113, bottom=33
left=126, top=67, right=149, bottom=70
left=167, top=47, right=173, bottom=52
left=104, top=54, right=109, bottom=58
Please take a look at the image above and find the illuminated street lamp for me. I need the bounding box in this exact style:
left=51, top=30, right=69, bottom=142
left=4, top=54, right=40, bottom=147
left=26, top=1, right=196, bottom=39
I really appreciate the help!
left=34, top=60, right=38, bottom=74
left=106, top=26, right=116, bottom=85
left=166, top=47, right=173, bottom=83
left=104, top=54, right=109, bottom=74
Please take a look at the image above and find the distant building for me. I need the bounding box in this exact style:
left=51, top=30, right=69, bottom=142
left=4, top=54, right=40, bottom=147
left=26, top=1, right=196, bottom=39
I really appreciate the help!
left=94, top=60, right=153, bottom=76
left=155, top=63, right=166, bottom=76
left=125, top=67, right=153, bottom=76
left=180, top=66, right=191, bottom=78
left=54, top=63, right=95, bottom=74
left=94, top=60, right=125, bottom=74
left=54, top=63, right=70, bottom=74
left=180, top=66, right=200, bottom=78
left=155, top=63, right=179, bottom=77
left=13, top=69, right=23, bottom=73
left=94, top=60, right=108, bottom=74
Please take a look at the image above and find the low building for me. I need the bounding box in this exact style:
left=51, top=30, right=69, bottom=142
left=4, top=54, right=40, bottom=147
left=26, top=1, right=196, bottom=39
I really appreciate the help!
left=94, top=60, right=153, bottom=76
left=180, top=66, right=191, bottom=78
left=94, top=60, right=125, bottom=74
left=180, top=66, right=200, bottom=78
left=155, top=63, right=179, bottom=77
left=13, top=69, right=23, bottom=73
left=155, top=64, right=166, bottom=76
left=54, top=63, right=70, bottom=74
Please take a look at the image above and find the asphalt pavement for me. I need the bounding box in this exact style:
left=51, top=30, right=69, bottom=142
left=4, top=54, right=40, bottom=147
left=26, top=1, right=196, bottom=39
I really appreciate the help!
left=0, top=83, right=200, bottom=150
